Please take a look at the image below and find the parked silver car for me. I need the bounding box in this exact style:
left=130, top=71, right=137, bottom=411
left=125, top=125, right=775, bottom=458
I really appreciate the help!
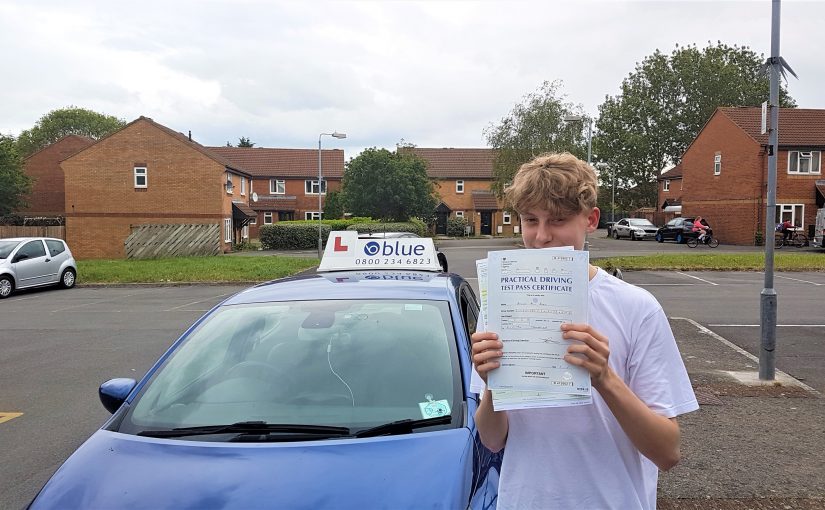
left=611, top=218, right=659, bottom=240
left=0, top=237, right=77, bottom=298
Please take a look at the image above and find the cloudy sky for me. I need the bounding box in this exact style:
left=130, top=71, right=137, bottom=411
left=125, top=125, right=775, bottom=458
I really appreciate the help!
left=1, top=0, right=821, bottom=157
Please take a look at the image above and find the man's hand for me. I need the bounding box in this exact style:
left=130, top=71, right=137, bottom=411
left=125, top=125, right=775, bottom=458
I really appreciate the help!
left=471, top=331, right=503, bottom=384
left=561, top=323, right=612, bottom=389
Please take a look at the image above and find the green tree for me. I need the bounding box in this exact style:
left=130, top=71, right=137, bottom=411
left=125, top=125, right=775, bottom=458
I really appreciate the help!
left=323, top=189, right=345, bottom=219
left=17, top=106, right=126, bottom=157
left=237, top=137, right=255, bottom=147
left=0, top=135, right=32, bottom=215
left=595, top=42, right=796, bottom=208
left=484, top=80, right=587, bottom=196
left=342, top=148, right=437, bottom=222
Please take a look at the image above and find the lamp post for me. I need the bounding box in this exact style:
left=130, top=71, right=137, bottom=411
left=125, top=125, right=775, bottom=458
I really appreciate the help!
left=563, top=115, right=592, bottom=166
left=318, top=131, right=347, bottom=258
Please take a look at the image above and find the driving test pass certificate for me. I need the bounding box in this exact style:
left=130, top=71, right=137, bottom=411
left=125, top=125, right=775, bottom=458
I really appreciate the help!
left=486, top=248, right=591, bottom=395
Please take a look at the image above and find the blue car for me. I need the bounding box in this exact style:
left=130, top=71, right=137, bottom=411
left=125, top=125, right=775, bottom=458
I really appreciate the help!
left=30, top=233, right=500, bottom=510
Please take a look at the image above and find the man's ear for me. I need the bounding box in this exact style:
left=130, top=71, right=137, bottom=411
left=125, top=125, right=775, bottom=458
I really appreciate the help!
left=586, top=207, right=600, bottom=233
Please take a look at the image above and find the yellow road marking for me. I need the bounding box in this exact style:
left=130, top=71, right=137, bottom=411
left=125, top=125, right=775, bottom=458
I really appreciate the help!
left=0, top=412, right=24, bottom=424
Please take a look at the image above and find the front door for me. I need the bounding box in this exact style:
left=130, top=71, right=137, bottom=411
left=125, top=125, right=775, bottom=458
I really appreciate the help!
left=436, top=212, right=449, bottom=235
left=480, top=211, right=492, bottom=235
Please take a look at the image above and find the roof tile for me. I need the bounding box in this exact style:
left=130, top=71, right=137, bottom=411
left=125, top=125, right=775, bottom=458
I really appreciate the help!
left=404, top=148, right=496, bottom=179
left=719, top=107, right=825, bottom=147
left=209, top=147, right=344, bottom=178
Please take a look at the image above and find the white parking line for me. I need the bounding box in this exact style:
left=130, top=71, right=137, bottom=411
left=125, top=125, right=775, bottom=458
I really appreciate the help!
left=675, top=271, right=719, bottom=286
left=776, top=275, right=824, bottom=286
left=635, top=283, right=695, bottom=287
left=50, top=291, right=147, bottom=312
left=164, top=292, right=234, bottom=312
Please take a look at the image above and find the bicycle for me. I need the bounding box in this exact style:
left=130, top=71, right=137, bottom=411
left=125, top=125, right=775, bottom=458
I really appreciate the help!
left=775, top=231, right=808, bottom=249
left=686, top=233, right=719, bottom=248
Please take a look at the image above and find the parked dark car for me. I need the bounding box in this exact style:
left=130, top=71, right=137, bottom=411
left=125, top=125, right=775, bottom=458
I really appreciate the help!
left=655, top=217, right=705, bottom=244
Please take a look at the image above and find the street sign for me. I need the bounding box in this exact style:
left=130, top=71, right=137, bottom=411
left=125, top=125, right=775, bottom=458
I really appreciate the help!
left=761, top=101, right=768, bottom=135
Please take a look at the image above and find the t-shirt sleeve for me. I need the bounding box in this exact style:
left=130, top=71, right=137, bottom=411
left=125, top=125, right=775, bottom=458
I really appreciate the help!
left=626, top=307, right=699, bottom=418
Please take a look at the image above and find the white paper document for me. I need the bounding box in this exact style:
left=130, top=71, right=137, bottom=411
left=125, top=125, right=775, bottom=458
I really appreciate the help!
left=482, top=248, right=592, bottom=402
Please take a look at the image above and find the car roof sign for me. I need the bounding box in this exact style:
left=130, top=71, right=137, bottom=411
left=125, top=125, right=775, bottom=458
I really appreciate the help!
left=318, top=231, right=442, bottom=272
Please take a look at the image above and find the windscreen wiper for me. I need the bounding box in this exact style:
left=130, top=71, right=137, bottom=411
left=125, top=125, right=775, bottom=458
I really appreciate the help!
left=354, top=415, right=452, bottom=438
left=137, top=421, right=351, bottom=439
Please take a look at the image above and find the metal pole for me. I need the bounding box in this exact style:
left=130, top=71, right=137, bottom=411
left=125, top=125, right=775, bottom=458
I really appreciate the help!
left=760, top=0, right=781, bottom=380
left=586, top=119, right=593, bottom=166
left=612, top=168, right=616, bottom=224
left=317, top=135, right=323, bottom=259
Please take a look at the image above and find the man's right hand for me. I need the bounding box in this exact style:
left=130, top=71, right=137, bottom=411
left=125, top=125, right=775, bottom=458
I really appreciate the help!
left=471, top=331, right=503, bottom=384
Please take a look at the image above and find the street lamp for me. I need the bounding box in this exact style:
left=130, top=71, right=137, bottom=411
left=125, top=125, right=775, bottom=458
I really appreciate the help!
left=563, top=115, right=592, bottom=166
left=595, top=162, right=616, bottom=223
left=318, top=131, right=346, bottom=258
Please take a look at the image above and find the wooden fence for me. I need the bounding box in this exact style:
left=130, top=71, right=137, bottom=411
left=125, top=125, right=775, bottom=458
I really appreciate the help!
left=125, top=224, right=221, bottom=259
left=0, top=225, right=66, bottom=239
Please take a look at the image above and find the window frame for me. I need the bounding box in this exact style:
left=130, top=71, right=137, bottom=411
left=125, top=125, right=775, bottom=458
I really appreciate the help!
left=455, top=211, right=464, bottom=219
left=240, top=177, right=246, bottom=196
left=663, top=179, right=670, bottom=192
left=305, top=211, right=322, bottom=221
left=134, top=166, right=147, bottom=188
left=713, top=155, right=721, bottom=176
left=263, top=212, right=273, bottom=224
left=776, top=203, right=805, bottom=228
left=456, top=180, right=464, bottom=194
left=502, top=211, right=511, bottom=225
left=787, top=150, right=821, bottom=175
left=270, top=179, right=285, bottom=195
left=224, top=218, right=232, bottom=243
left=305, top=179, right=327, bottom=195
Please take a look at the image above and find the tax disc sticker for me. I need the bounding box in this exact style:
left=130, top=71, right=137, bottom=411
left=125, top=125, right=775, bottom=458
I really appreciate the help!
left=419, top=394, right=451, bottom=419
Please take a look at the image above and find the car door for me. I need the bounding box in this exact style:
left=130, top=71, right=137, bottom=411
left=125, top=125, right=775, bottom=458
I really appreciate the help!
left=616, top=219, right=629, bottom=237
left=663, top=219, right=680, bottom=239
left=44, top=239, right=68, bottom=283
left=12, top=240, right=51, bottom=288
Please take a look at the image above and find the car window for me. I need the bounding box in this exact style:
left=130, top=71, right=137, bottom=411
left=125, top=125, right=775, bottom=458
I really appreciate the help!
left=629, top=219, right=653, bottom=226
left=666, top=219, right=679, bottom=227
left=17, top=240, right=47, bottom=260
left=618, top=220, right=628, bottom=226
left=0, top=240, right=21, bottom=259
left=122, top=299, right=459, bottom=436
left=45, top=240, right=66, bottom=257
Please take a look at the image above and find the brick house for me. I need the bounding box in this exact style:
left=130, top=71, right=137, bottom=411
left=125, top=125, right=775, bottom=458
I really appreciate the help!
left=657, top=163, right=683, bottom=216
left=680, top=107, right=825, bottom=245
left=405, top=148, right=517, bottom=236
left=61, top=117, right=255, bottom=259
left=20, top=135, right=95, bottom=217
left=209, top=147, right=344, bottom=239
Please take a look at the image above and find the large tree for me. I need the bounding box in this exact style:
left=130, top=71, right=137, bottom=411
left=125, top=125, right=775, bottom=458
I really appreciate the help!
left=0, top=135, right=32, bottom=215
left=595, top=42, right=796, bottom=208
left=484, top=80, right=588, bottom=196
left=17, top=106, right=126, bottom=157
left=342, top=148, right=437, bottom=222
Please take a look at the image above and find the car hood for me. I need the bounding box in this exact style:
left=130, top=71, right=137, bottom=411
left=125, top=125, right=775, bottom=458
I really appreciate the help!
left=31, top=428, right=474, bottom=510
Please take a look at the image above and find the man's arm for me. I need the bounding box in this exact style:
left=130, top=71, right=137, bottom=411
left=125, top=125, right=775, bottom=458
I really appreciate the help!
left=471, top=331, right=509, bottom=452
left=562, top=323, right=682, bottom=471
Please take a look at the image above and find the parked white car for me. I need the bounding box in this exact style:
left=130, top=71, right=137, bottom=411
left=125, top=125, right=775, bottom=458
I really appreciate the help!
left=611, top=218, right=659, bottom=240
left=0, top=237, right=77, bottom=298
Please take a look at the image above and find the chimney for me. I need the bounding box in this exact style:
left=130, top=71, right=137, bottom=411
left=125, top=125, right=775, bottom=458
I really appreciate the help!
left=188, top=130, right=192, bottom=141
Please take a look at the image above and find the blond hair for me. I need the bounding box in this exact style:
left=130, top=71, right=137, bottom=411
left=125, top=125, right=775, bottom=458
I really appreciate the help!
left=505, top=152, right=598, bottom=217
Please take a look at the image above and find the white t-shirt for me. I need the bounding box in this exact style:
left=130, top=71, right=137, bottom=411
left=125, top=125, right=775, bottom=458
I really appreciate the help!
left=472, top=268, right=698, bottom=510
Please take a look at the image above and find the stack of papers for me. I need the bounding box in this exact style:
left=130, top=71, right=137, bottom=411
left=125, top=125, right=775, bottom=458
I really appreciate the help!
left=476, top=247, right=592, bottom=411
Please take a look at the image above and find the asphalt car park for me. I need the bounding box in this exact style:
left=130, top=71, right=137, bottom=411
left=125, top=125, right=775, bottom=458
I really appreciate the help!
left=2, top=236, right=823, bottom=509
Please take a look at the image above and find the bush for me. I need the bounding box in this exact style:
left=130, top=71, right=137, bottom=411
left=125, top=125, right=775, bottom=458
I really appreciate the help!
left=346, top=221, right=427, bottom=236
left=447, top=217, right=469, bottom=237
left=259, top=218, right=378, bottom=250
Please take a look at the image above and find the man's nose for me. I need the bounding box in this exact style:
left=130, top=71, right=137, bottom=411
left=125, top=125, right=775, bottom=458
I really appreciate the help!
left=534, top=224, right=553, bottom=243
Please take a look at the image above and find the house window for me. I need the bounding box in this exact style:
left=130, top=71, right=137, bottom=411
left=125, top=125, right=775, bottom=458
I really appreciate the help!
left=305, top=180, right=327, bottom=195
left=503, top=211, right=512, bottom=225
left=224, top=218, right=232, bottom=243
left=455, top=211, right=464, bottom=219
left=788, top=151, right=821, bottom=174
left=250, top=215, right=257, bottom=225
left=776, top=204, right=804, bottom=228
left=240, top=177, right=246, bottom=195
left=663, top=179, right=670, bottom=192
left=456, top=180, right=464, bottom=193
left=264, top=212, right=273, bottom=224
left=242, top=225, right=249, bottom=239
left=134, top=166, right=147, bottom=188
left=714, top=155, right=721, bottom=176
left=305, top=211, right=322, bottom=220
left=270, top=179, right=285, bottom=194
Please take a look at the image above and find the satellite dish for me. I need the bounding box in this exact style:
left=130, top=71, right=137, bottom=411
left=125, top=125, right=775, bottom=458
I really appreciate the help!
left=252, top=192, right=259, bottom=203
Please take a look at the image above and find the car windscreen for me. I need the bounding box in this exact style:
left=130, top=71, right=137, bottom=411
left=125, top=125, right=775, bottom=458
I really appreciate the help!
left=120, top=299, right=460, bottom=438
left=0, top=240, right=21, bottom=259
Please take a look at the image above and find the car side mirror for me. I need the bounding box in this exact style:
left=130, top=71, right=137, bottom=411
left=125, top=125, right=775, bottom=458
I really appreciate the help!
left=437, top=252, right=449, bottom=272
left=99, top=378, right=137, bottom=414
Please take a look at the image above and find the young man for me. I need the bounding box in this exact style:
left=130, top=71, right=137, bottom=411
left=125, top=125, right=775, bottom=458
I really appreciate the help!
left=471, top=153, right=698, bottom=509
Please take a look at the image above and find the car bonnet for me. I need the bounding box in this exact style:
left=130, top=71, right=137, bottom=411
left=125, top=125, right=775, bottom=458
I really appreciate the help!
left=30, top=427, right=475, bottom=509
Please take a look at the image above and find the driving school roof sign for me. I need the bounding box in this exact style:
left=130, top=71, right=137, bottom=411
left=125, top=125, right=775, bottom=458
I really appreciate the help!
left=318, top=231, right=442, bottom=272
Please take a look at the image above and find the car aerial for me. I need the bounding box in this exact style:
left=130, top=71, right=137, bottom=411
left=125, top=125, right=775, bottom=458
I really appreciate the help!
left=0, top=237, right=77, bottom=299
left=655, top=216, right=702, bottom=244
left=610, top=218, right=659, bottom=240
left=29, top=231, right=500, bottom=510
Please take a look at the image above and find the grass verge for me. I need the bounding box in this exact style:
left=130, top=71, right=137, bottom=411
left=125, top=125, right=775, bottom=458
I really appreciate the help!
left=78, top=256, right=319, bottom=284
left=593, top=253, right=824, bottom=272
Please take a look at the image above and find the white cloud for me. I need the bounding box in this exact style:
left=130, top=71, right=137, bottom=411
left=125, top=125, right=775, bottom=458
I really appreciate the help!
left=2, top=0, right=822, bottom=156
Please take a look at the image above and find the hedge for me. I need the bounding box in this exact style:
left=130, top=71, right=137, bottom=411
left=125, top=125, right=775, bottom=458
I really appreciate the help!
left=259, top=218, right=376, bottom=250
